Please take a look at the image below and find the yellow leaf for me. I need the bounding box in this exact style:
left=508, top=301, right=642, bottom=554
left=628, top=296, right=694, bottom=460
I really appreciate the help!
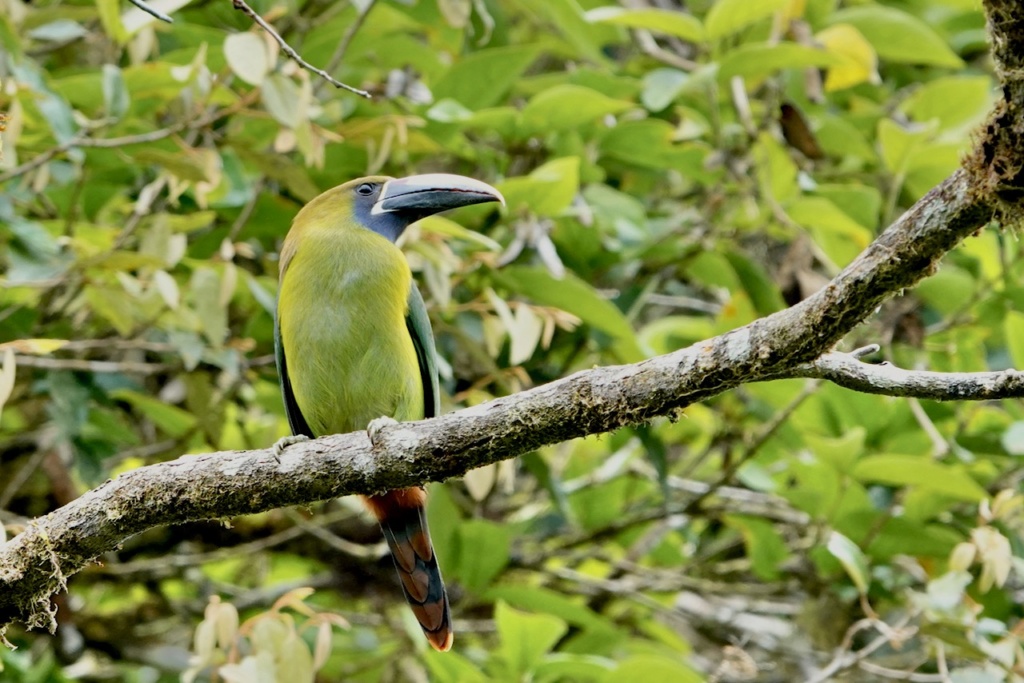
left=95, top=0, right=129, bottom=43
left=817, top=24, right=879, bottom=92
left=0, top=339, right=69, bottom=354
left=782, top=0, right=806, bottom=21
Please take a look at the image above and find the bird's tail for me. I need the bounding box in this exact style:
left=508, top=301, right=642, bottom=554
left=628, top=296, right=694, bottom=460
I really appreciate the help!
left=363, top=487, right=453, bottom=652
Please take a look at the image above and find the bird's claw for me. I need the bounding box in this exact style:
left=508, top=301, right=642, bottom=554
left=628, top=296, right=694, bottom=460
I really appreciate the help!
left=367, top=416, right=399, bottom=448
left=271, top=434, right=310, bottom=462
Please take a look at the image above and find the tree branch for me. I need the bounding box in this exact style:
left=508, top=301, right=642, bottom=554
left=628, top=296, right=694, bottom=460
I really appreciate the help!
left=793, top=352, right=1024, bottom=401
left=3, top=0, right=1024, bottom=644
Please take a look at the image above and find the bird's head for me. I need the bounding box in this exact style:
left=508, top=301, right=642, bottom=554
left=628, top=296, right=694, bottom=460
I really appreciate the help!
left=302, top=173, right=505, bottom=243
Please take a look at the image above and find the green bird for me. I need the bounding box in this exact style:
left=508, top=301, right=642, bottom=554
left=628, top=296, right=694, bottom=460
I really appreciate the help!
left=274, top=173, right=504, bottom=651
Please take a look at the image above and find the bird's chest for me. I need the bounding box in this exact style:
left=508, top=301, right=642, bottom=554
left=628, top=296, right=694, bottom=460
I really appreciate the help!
left=279, top=231, right=423, bottom=434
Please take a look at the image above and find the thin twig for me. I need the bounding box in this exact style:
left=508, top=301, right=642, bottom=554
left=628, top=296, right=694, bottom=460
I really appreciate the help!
left=0, top=128, right=179, bottom=184
left=315, top=0, right=379, bottom=97
left=908, top=397, right=951, bottom=457
left=13, top=356, right=174, bottom=374
left=633, top=29, right=697, bottom=70
left=807, top=617, right=917, bottom=683
left=127, top=0, right=173, bottom=23
left=55, top=339, right=177, bottom=353
left=227, top=177, right=266, bottom=240
left=283, top=509, right=387, bottom=560
left=744, top=379, right=821, bottom=458
left=96, top=508, right=355, bottom=576
left=230, top=0, right=371, bottom=98
left=0, top=447, right=48, bottom=510
left=858, top=661, right=947, bottom=682
left=0, top=94, right=255, bottom=185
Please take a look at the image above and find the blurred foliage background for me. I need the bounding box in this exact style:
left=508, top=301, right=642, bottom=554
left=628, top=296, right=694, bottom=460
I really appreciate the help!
left=2, top=0, right=1024, bottom=680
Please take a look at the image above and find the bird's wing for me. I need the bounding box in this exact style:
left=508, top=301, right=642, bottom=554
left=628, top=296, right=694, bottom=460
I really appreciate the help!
left=405, top=284, right=441, bottom=419
left=274, top=307, right=316, bottom=438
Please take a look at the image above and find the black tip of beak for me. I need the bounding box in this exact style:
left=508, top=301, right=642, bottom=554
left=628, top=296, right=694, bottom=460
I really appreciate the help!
left=372, top=174, right=505, bottom=217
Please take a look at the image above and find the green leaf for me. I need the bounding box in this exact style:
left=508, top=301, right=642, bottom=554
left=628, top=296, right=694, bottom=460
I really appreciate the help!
left=452, top=519, right=510, bottom=591
left=508, top=0, right=607, bottom=63
left=904, top=142, right=964, bottom=198
left=95, top=0, right=129, bottom=43
left=519, top=85, right=631, bottom=134
left=826, top=531, right=870, bottom=595
left=496, top=266, right=644, bottom=362
left=424, top=649, right=488, bottom=683
left=640, top=68, right=689, bottom=111
left=533, top=654, right=614, bottom=682
left=788, top=196, right=873, bottom=266
left=639, top=316, right=716, bottom=355
left=805, top=428, right=866, bottom=473
left=815, top=113, right=875, bottom=160
left=131, top=148, right=220, bottom=184
left=719, top=43, right=841, bottom=81
left=418, top=215, right=501, bottom=251
left=261, top=74, right=304, bottom=128
left=600, top=119, right=710, bottom=176
left=190, top=268, right=228, bottom=346
left=755, top=132, right=798, bottom=203
left=87, top=251, right=164, bottom=272
left=901, top=75, right=993, bottom=132
left=569, top=476, right=633, bottom=531
left=851, top=455, right=989, bottom=501
left=487, top=586, right=618, bottom=634
left=28, top=20, right=89, bottom=43
left=705, top=0, right=789, bottom=40
left=585, top=7, right=704, bottom=42
left=878, top=118, right=938, bottom=175
left=1005, top=311, right=1024, bottom=370
left=498, top=157, right=580, bottom=216
left=496, top=602, right=568, bottom=678
left=426, top=98, right=475, bottom=123
left=85, top=286, right=136, bottom=336
left=725, top=515, right=789, bottom=580
left=724, top=251, right=785, bottom=315
left=813, top=184, right=881, bottom=231
left=829, top=6, right=964, bottom=68
left=915, top=266, right=977, bottom=316
left=101, top=64, right=129, bottom=119
left=433, top=44, right=540, bottom=109
left=110, top=389, right=198, bottom=437
left=607, top=655, right=703, bottom=682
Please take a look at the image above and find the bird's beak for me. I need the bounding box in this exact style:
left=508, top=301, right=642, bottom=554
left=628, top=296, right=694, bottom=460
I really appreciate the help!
left=371, top=173, right=505, bottom=216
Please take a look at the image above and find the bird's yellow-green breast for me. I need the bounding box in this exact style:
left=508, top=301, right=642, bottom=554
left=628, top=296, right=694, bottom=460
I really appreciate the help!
left=277, top=196, right=424, bottom=436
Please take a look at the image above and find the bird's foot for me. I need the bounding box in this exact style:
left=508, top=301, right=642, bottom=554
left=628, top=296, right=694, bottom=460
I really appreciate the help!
left=271, top=434, right=311, bottom=462
left=367, top=416, right=399, bottom=448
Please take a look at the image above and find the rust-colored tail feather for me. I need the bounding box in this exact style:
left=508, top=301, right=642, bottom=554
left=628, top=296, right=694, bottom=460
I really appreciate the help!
left=364, top=488, right=453, bottom=652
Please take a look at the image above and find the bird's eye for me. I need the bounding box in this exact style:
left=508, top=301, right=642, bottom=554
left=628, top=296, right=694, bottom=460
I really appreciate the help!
left=356, top=183, right=375, bottom=196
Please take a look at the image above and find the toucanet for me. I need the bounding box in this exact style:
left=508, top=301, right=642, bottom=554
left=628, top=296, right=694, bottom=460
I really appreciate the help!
left=274, top=174, right=504, bottom=651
